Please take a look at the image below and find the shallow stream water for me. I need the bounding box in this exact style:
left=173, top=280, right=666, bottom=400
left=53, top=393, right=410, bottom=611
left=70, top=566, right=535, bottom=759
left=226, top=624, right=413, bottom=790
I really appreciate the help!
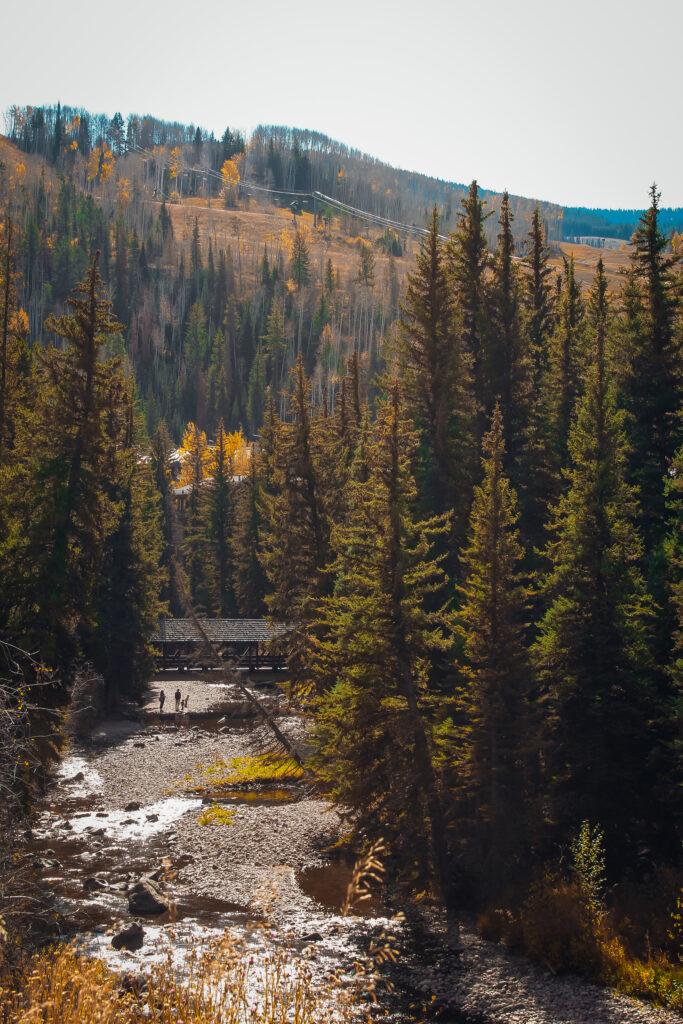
left=27, top=673, right=469, bottom=1023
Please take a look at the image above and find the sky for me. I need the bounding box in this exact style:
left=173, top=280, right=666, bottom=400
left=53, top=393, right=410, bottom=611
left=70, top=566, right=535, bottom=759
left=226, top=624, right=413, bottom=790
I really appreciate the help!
left=1, top=0, right=681, bottom=210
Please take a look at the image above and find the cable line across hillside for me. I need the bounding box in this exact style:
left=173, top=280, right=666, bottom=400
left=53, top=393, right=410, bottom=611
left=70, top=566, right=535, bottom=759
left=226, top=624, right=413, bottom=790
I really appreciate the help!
left=127, top=141, right=528, bottom=260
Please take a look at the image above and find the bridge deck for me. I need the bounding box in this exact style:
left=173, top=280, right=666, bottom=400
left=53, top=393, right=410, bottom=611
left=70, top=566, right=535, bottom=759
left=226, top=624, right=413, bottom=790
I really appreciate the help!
left=150, top=619, right=290, bottom=644
left=149, top=619, right=292, bottom=671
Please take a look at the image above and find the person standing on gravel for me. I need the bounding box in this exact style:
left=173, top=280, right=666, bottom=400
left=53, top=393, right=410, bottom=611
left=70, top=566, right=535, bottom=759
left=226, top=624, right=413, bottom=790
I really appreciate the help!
left=175, top=687, right=181, bottom=711
left=159, top=691, right=165, bottom=713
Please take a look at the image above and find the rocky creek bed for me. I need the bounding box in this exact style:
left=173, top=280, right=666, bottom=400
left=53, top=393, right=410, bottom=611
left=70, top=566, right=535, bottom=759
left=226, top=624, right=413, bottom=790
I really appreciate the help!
left=23, top=672, right=682, bottom=1024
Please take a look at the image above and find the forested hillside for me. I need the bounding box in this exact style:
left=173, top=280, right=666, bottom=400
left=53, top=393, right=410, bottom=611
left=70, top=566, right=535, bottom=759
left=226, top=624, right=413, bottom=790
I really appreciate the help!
left=1, top=102, right=683, bottom=1013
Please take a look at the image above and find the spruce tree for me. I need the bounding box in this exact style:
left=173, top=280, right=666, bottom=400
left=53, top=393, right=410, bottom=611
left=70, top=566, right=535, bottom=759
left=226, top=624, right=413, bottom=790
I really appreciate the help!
left=308, top=383, right=458, bottom=922
left=8, top=254, right=127, bottom=677
left=622, top=184, right=682, bottom=555
left=399, top=205, right=475, bottom=555
left=179, top=422, right=211, bottom=609
left=446, top=180, right=490, bottom=426
left=534, top=259, right=659, bottom=860
left=96, top=395, right=166, bottom=701
left=261, top=355, right=331, bottom=620
left=0, top=216, right=30, bottom=465
left=456, top=405, right=534, bottom=888
left=233, top=454, right=268, bottom=617
left=486, top=193, right=536, bottom=531
left=201, top=420, right=236, bottom=616
left=543, top=256, right=586, bottom=481
left=524, top=206, right=555, bottom=387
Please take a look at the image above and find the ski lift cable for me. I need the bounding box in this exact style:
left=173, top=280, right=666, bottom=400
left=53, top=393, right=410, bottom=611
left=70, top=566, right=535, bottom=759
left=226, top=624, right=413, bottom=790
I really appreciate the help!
left=124, top=142, right=524, bottom=260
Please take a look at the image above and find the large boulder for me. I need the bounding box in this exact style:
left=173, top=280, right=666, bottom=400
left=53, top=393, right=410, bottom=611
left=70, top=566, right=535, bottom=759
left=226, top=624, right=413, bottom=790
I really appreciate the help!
left=128, top=878, right=168, bottom=915
left=112, top=921, right=145, bottom=951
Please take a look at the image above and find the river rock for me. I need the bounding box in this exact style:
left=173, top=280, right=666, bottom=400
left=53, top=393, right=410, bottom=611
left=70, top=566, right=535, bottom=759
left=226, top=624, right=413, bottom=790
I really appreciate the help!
left=111, top=921, right=145, bottom=951
left=33, top=857, right=61, bottom=871
left=128, top=878, right=168, bottom=914
left=83, top=875, right=107, bottom=891
left=124, top=801, right=141, bottom=812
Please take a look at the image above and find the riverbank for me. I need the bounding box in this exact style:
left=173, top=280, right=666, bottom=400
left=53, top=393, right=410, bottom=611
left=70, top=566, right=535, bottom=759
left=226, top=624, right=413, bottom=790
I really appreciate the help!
left=23, top=673, right=683, bottom=1023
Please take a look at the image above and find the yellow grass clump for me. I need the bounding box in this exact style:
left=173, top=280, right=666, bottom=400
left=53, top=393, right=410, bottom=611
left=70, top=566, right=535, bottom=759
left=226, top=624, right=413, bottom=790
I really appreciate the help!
left=1, top=930, right=360, bottom=1023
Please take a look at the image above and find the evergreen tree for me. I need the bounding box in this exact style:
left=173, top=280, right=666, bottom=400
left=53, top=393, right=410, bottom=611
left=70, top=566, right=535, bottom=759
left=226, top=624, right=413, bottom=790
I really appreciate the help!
left=290, top=229, right=310, bottom=291
left=179, top=422, right=211, bottom=609
left=622, top=184, right=682, bottom=555
left=308, top=383, right=458, bottom=923
left=446, top=181, right=490, bottom=425
left=96, top=396, right=166, bottom=701
left=525, top=206, right=555, bottom=386
left=543, top=256, right=586, bottom=480
left=0, top=216, right=30, bottom=465
left=399, top=205, right=475, bottom=555
left=261, top=355, right=332, bottom=620
left=356, top=241, right=375, bottom=286
left=201, top=420, right=236, bottom=616
left=455, top=406, right=534, bottom=888
left=534, top=259, right=659, bottom=860
left=233, top=454, right=268, bottom=617
left=486, top=193, right=536, bottom=528
left=7, top=254, right=127, bottom=678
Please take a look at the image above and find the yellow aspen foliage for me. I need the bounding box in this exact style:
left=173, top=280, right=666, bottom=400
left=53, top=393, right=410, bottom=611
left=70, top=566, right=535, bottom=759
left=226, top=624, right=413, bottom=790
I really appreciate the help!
left=178, top=422, right=211, bottom=486
left=169, top=146, right=180, bottom=180
left=13, top=163, right=26, bottom=185
left=9, top=308, right=29, bottom=339
left=99, top=146, right=115, bottom=183
left=221, top=159, right=240, bottom=188
left=116, top=178, right=132, bottom=206
left=286, top=278, right=297, bottom=294
left=87, top=146, right=101, bottom=182
left=209, top=426, right=250, bottom=476
left=70, top=140, right=78, bottom=151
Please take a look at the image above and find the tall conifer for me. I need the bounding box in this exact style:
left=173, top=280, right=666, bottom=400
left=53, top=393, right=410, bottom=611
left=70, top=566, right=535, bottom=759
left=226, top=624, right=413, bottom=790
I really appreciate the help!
left=534, top=259, right=659, bottom=858
left=309, top=383, right=458, bottom=924
left=399, top=205, right=474, bottom=555
left=456, top=405, right=534, bottom=887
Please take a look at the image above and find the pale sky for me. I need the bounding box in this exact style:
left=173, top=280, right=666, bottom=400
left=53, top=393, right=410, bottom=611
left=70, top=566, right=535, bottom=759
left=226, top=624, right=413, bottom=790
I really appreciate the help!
left=2, top=0, right=681, bottom=210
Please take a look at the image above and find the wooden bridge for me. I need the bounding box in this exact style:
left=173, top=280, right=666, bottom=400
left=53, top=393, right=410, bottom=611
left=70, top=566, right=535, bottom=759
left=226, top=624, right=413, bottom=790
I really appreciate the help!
left=150, top=619, right=292, bottom=672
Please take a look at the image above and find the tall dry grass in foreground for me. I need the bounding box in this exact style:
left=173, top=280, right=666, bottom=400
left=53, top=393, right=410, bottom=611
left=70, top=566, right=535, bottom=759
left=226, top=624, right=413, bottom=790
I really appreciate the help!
left=0, top=930, right=361, bottom=1024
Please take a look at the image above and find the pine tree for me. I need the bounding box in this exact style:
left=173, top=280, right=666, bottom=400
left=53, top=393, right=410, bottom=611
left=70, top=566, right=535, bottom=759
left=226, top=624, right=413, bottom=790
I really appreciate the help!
left=290, top=229, right=310, bottom=291
left=96, top=395, right=166, bottom=701
left=308, top=383, right=458, bottom=922
left=399, top=205, right=475, bottom=555
left=233, top=453, right=268, bottom=617
left=525, top=206, right=555, bottom=386
left=9, top=254, right=127, bottom=677
left=534, top=259, right=659, bottom=859
left=455, top=405, right=534, bottom=887
left=261, top=355, right=332, bottom=620
left=446, top=180, right=490, bottom=425
left=179, top=422, right=211, bottom=609
left=486, top=193, right=536, bottom=527
left=621, top=184, right=682, bottom=555
left=201, top=420, right=236, bottom=616
left=543, top=256, right=586, bottom=479
left=0, top=216, right=30, bottom=465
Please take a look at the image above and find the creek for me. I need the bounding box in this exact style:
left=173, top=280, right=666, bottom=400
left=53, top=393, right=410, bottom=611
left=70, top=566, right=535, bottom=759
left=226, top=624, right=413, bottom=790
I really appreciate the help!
left=26, top=672, right=466, bottom=1023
